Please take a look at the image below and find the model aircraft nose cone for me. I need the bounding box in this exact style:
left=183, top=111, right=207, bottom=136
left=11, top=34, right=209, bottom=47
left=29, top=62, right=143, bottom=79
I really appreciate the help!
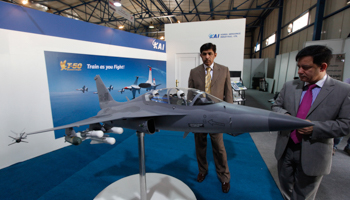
left=268, top=112, right=314, bottom=131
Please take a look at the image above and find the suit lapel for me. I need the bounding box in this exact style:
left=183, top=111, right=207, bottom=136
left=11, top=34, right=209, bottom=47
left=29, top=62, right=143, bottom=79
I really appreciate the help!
left=196, top=64, right=205, bottom=83
left=294, top=81, right=304, bottom=114
left=211, top=63, right=220, bottom=88
left=308, top=76, right=334, bottom=117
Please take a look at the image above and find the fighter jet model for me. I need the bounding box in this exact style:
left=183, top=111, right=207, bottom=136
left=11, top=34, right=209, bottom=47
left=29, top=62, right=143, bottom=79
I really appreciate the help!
left=10, top=75, right=313, bottom=146
left=138, top=66, right=161, bottom=91
left=76, top=85, right=88, bottom=93
left=119, top=76, right=141, bottom=99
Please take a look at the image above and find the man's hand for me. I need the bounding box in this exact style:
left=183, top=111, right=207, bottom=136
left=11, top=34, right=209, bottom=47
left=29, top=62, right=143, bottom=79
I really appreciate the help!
left=298, top=119, right=313, bottom=135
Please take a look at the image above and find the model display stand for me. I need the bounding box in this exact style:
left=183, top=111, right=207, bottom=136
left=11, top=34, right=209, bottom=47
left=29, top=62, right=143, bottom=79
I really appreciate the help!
left=94, top=173, right=196, bottom=200
left=94, top=132, right=196, bottom=200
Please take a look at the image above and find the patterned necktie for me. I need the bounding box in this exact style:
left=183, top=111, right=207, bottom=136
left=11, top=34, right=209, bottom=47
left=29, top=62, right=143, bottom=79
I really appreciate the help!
left=290, top=84, right=317, bottom=144
left=205, top=67, right=211, bottom=94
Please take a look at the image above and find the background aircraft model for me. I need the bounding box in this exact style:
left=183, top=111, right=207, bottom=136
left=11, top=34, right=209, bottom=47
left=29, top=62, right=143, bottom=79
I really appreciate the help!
left=139, top=66, right=161, bottom=91
left=118, top=76, right=140, bottom=99
left=107, top=85, right=113, bottom=91
left=76, top=85, right=88, bottom=93
left=10, top=75, right=313, bottom=146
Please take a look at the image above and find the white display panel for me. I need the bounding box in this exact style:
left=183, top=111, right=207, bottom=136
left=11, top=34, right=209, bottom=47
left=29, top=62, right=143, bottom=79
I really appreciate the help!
left=305, top=39, right=345, bottom=54
left=276, top=53, right=290, bottom=93
left=243, top=59, right=252, bottom=88
left=273, top=54, right=282, bottom=93
left=0, top=28, right=166, bottom=169
left=286, top=50, right=299, bottom=82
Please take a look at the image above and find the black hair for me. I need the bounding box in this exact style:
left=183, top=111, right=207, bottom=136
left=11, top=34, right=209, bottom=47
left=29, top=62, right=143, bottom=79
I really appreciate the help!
left=200, top=43, right=216, bottom=53
left=295, top=45, right=333, bottom=66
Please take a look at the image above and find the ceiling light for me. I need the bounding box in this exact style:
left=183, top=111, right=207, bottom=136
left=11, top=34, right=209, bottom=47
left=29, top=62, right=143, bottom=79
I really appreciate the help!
left=177, top=20, right=181, bottom=23
left=114, top=0, right=122, bottom=7
left=347, top=0, right=350, bottom=5
left=151, top=15, right=176, bottom=19
left=149, top=22, right=154, bottom=29
left=22, top=0, right=28, bottom=5
left=160, top=36, right=164, bottom=40
left=118, top=25, right=124, bottom=29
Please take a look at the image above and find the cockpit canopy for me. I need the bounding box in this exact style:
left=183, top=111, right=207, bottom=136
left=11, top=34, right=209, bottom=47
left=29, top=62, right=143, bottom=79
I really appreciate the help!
left=145, top=88, right=222, bottom=106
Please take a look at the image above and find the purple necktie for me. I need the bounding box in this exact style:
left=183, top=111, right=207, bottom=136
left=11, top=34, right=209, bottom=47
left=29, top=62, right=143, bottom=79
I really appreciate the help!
left=290, top=84, right=317, bottom=144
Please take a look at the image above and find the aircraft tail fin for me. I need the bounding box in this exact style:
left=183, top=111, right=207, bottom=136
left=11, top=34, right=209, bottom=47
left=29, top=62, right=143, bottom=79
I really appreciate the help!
left=148, top=66, right=152, bottom=82
left=94, top=75, right=118, bottom=109
left=133, top=76, right=139, bottom=85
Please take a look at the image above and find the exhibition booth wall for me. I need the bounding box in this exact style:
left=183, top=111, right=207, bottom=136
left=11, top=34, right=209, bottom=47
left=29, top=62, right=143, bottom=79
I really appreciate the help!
left=0, top=1, right=166, bottom=169
left=165, top=19, right=246, bottom=88
left=247, top=38, right=350, bottom=94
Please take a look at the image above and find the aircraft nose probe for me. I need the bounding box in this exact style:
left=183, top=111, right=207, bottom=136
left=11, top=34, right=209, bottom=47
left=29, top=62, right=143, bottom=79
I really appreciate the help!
left=8, top=130, right=28, bottom=146
left=267, top=112, right=314, bottom=131
left=225, top=108, right=314, bottom=135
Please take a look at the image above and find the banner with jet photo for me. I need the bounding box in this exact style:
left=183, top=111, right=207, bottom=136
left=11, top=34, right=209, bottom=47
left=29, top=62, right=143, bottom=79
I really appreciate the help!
left=44, top=51, right=166, bottom=138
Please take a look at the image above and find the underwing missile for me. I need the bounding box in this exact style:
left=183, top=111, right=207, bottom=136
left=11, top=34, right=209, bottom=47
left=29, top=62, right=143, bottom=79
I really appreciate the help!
left=90, top=137, right=116, bottom=145
left=105, top=127, right=123, bottom=134
left=80, top=130, right=104, bottom=138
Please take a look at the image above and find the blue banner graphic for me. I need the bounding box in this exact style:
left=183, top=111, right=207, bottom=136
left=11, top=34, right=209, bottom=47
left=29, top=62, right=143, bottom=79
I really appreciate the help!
left=44, top=51, right=166, bottom=138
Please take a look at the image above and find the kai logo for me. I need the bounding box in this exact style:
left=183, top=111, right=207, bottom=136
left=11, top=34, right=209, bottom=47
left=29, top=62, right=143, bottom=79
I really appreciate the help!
left=152, top=40, right=165, bottom=50
left=60, top=60, right=82, bottom=71
left=209, top=34, right=220, bottom=39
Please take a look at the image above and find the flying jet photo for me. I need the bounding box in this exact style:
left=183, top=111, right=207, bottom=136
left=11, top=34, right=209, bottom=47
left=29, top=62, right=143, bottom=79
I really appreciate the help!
left=107, top=85, right=113, bottom=91
left=10, top=75, right=313, bottom=146
left=76, top=85, right=88, bottom=93
left=119, top=76, right=141, bottom=99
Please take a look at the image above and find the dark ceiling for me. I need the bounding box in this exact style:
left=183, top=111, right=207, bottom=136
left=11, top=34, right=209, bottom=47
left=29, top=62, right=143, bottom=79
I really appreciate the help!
left=3, top=0, right=280, bottom=39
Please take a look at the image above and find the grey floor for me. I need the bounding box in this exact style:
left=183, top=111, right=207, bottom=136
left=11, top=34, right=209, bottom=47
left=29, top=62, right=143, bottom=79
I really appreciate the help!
left=244, top=89, right=350, bottom=200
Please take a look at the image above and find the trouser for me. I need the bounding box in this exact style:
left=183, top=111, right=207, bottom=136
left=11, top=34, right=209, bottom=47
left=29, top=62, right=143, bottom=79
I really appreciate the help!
left=278, top=140, right=323, bottom=200
left=194, top=133, right=230, bottom=183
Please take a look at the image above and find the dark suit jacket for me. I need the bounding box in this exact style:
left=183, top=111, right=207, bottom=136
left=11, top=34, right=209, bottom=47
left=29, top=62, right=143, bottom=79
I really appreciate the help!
left=188, top=63, right=233, bottom=103
left=272, top=76, right=350, bottom=176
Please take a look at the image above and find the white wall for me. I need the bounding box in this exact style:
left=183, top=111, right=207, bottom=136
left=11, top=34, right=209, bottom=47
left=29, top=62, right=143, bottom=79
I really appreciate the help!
left=165, top=19, right=246, bottom=88
left=0, top=28, right=166, bottom=169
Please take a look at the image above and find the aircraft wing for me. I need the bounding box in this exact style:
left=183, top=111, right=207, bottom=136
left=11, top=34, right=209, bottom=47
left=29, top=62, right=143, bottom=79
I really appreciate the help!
left=26, top=111, right=186, bottom=135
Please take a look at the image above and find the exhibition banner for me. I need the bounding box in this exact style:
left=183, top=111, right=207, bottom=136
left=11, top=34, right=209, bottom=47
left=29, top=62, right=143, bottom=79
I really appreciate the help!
left=0, top=1, right=165, bottom=53
left=44, top=51, right=166, bottom=138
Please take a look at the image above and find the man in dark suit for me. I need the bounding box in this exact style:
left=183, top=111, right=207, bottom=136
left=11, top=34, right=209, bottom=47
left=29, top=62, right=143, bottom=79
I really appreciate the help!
left=272, top=45, right=350, bottom=200
left=188, top=43, right=233, bottom=193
